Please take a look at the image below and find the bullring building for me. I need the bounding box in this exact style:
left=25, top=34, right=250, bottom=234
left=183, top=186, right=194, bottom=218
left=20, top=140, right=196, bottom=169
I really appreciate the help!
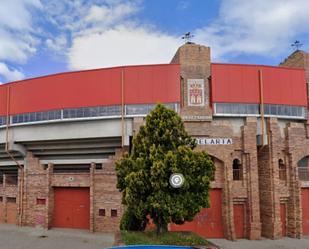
left=0, top=43, right=309, bottom=240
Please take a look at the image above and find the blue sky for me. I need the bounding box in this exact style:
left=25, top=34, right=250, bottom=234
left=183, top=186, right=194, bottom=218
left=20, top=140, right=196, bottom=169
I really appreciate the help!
left=0, top=0, right=309, bottom=83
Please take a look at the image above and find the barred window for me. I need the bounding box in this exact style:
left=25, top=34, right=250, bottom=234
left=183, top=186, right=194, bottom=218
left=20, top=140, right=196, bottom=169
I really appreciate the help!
left=233, top=159, right=243, bottom=181
left=298, top=156, right=309, bottom=181
left=278, top=159, right=287, bottom=181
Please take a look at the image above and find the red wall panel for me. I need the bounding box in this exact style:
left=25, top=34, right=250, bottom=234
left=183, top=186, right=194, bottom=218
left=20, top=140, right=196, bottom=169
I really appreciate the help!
left=124, top=64, right=180, bottom=104
left=0, top=86, right=7, bottom=116
left=0, top=64, right=180, bottom=116
left=211, top=63, right=307, bottom=106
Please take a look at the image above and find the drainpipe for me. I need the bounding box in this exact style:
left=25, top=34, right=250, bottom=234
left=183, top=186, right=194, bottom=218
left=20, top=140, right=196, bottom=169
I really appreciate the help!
left=4, top=86, right=24, bottom=226
left=258, top=69, right=270, bottom=148
left=259, top=69, right=265, bottom=146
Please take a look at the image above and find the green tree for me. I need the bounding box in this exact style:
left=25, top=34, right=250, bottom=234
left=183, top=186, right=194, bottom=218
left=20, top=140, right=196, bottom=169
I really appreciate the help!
left=116, top=104, right=215, bottom=234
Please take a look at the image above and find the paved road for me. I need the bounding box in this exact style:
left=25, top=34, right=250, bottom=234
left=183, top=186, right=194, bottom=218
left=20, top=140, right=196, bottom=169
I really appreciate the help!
left=209, top=237, right=309, bottom=249
left=0, top=224, right=114, bottom=249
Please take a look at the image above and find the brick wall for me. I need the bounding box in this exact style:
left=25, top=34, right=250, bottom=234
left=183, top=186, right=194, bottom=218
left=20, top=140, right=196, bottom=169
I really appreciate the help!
left=15, top=152, right=123, bottom=232
left=93, top=158, right=123, bottom=232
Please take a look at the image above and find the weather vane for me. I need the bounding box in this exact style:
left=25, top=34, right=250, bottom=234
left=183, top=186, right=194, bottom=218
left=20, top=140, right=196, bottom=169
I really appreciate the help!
left=291, top=40, right=303, bottom=51
left=182, top=32, right=194, bottom=44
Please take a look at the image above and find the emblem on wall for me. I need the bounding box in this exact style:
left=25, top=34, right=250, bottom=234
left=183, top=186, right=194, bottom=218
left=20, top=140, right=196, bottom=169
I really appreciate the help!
left=187, top=79, right=205, bottom=106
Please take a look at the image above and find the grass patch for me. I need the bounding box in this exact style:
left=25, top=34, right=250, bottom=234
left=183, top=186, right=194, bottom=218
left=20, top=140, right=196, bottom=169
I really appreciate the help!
left=121, top=230, right=208, bottom=246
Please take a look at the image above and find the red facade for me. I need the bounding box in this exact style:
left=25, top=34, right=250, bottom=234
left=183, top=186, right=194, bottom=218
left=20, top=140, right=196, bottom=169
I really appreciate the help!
left=211, top=63, right=307, bottom=106
left=0, top=64, right=180, bottom=116
left=1, top=62, right=307, bottom=117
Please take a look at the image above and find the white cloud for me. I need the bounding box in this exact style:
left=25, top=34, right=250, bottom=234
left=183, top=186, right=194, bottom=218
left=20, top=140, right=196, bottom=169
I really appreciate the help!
left=46, top=36, right=68, bottom=52
left=0, top=0, right=41, bottom=82
left=44, top=0, right=181, bottom=70
left=0, top=0, right=42, bottom=31
left=0, top=63, right=24, bottom=82
left=194, top=0, right=309, bottom=60
left=85, top=2, right=139, bottom=26
left=68, top=26, right=181, bottom=69
left=0, top=1, right=41, bottom=63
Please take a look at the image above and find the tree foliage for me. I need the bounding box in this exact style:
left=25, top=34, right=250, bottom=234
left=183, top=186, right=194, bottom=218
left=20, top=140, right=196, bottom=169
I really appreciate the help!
left=116, top=104, right=215, bottom=234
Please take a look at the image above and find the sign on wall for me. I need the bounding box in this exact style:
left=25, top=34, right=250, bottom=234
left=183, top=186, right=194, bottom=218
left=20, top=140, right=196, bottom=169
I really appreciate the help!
left=187, top=79, right=205, bottom=106
left=195, top=137, right=233, bottom=145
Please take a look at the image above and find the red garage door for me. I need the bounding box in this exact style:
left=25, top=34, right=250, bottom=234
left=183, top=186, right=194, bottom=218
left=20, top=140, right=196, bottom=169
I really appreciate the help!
left=234, top=204, right=245, bottom=238
left=53, top=188, right=90, bottom=229
left=280, top=203, right=287, bottom=236
left=170, top=189, right=224, bottom=238
left=302, top=188, right=309, bottom=235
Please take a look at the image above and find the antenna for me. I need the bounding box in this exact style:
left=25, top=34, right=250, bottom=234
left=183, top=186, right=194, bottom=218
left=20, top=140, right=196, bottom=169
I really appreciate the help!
left=291, top=40, right=303, bottom=51
left=182, top=32, right=194, bottom=44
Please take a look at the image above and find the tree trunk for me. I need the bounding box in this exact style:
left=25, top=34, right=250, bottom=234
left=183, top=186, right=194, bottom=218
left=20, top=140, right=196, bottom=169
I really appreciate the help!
left=156, top=216, right=167, bottom=235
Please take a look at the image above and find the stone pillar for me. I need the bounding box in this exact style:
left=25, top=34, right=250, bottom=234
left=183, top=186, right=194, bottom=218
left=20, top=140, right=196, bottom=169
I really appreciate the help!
left=3, top=174, right=7, bottom=223
left=17, top=167, right=24, bottom=226
left=223, top=160, right=235, bottom=240
left=269, top=118, right=285, bottom=238
left=90, top=162, right=95, bottom=232
left=286, top=123, right=303, bottom=238
left=46, top=163, right=53, bottom=229
left=242, top=117, right=261, bottom=239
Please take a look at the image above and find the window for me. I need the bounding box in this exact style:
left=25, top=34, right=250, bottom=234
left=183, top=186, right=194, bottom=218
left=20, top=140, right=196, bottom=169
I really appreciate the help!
left=12, top=110, right=61, bottom=124
left=233, top=159, right=243, bottom=181
left=5, top=174, right=18, bottom=185
left=214, top=103, right=306, bottom=119
left=95, top=164, right=103, bottom=170
left=298, top=156, right=309, bottom=181
left=215, top=103, right=259, bottom=115
left=0, top=116, right=6, bottom=126
left=126, top=103, right=177, bottom=116
left=99, top=209, right=106, bottom=216
left=7, top=197, right=16, bottom=203
left=278, top=159, right=287, bottom=181
left=53, top=164, right=90, bottom=173
left=36, top=198, right=46, bottom=205
left=3, top=103, right=178, bottom=125
left=111, top=209, right=118, bottom=217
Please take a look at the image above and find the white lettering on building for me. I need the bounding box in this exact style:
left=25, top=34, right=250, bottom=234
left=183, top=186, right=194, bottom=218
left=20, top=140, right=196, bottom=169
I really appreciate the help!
left=195, top=138, right=233, bottom=145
